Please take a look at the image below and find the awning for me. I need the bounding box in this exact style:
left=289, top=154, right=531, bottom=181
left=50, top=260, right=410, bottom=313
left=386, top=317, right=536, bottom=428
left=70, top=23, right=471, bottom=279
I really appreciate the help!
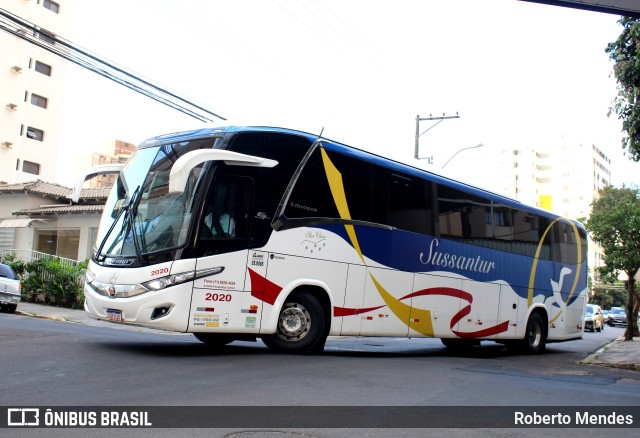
left=0, top=218, right=47, bottom=228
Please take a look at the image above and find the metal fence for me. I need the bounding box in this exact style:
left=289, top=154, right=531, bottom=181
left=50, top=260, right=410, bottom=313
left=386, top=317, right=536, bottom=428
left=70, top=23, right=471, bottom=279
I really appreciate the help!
left=0, top=249, right=85, bottom=308
left=0, top=249, right=80, bottom=267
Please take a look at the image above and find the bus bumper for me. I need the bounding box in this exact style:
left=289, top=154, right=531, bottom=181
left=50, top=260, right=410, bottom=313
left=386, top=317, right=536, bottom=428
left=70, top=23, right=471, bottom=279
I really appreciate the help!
left=84, top=281, right=193, bottom=332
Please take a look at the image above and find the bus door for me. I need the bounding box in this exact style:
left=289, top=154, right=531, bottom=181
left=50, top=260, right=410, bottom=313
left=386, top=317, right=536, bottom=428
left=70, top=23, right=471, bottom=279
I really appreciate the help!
left=455, top=280, right=501, bottom=339
left=360, top=267, right=412, bottom=337
left=497, top=284, right=519, bottom=338
left=339, top=264, right=367, bottom=336
left=564, top=293, right=585, bottom=337
left=188, top=175, right=260, bottom=333
left=410, top=273, right=463, bottom=338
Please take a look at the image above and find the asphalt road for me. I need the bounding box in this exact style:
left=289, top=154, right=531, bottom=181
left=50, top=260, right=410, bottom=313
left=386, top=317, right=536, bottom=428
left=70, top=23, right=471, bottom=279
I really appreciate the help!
left=1, top=312, right=639, bottom=437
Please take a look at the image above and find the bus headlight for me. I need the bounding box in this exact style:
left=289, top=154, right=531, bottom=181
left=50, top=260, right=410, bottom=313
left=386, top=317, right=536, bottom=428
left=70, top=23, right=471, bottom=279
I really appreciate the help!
left=86, top=277, right=148, bottom=298
left=141, top=266, right=224, bottom=291
left=143, top=271, right=196, bottom=291
left=86, top=266, right=224, bottom=298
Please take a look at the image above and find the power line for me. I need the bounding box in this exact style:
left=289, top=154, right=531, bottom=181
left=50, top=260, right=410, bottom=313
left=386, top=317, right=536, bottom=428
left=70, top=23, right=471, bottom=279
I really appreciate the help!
left=0, top=7, right=226, bottom=123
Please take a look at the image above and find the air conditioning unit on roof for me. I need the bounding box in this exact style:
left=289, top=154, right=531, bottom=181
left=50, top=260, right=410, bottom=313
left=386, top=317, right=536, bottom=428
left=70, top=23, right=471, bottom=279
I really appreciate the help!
left=11, top=66, right=22, bottom=73
left=6, top=103, right=18, bottom=111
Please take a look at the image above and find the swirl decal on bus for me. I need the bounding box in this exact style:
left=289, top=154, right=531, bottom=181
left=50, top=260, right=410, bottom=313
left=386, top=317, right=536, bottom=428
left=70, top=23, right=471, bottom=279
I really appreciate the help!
left=318, top=146, right=510, bottom=338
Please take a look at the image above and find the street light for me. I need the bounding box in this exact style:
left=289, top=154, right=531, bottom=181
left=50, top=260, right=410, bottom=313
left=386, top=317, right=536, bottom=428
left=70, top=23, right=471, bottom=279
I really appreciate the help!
left=414, top=113, right=460, bottom=162
left=441, top=143, right=485, bottom=169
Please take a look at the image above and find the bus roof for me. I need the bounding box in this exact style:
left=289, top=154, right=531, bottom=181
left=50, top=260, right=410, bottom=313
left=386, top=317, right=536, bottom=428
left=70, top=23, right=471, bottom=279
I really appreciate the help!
left=138, top=125, right=579, bottom=225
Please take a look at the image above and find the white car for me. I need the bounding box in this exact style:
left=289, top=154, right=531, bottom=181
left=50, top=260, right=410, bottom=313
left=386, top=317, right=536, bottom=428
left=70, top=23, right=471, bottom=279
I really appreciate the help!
left=0, top=263, right=21, bottom=313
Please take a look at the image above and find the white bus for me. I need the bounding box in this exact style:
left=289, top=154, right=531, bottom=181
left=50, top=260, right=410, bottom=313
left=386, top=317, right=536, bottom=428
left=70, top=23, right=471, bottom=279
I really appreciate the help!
left=84, top=126, right=587, bottom=354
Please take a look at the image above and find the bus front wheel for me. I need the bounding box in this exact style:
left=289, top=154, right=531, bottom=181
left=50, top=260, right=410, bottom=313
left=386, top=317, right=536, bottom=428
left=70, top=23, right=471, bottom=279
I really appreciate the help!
left=193, top=333, right=235, bottom=347
left=262, top=291, right=326, bottom=354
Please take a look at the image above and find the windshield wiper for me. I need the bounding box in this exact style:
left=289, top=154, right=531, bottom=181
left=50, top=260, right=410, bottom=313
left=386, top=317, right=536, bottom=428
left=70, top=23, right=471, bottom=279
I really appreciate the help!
left=126, top=185, right=146, bottom=263
left=94, top=185, right=141, bottom=262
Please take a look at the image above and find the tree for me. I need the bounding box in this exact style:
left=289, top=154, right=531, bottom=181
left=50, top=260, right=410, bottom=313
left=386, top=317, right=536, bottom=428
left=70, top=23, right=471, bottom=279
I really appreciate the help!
left=583, top=185, right=640, bottom=340
left=591, top=282, right=628, bottom=309
left=606, top=17, right=640, bottom=162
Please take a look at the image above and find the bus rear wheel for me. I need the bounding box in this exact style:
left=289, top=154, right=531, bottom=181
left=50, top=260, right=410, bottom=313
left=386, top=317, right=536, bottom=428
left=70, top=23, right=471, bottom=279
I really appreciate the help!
left=521, top=313, right=546, bottom=354
left=193, top=333, right=235, bottom=347
left=262, top=291, right=325, bottom=354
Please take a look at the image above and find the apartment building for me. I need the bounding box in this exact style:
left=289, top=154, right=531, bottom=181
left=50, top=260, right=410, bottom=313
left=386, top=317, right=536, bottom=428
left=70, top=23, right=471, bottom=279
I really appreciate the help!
left=89, top=140, right=135, bottom=189
left=498, top=141, right=612, bottom=284
left=1, top=0, right=76, bottom=185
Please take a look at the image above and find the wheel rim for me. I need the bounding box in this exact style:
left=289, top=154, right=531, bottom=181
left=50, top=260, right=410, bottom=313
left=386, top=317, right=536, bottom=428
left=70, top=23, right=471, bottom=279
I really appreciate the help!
left=276, top=303, right=311, bottom=342
left=528, top=320, right=542, bottom=348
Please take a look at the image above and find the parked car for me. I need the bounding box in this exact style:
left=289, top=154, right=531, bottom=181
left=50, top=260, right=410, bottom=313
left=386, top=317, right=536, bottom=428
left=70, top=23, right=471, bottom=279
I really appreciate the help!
left=608, top=307, right=627, bottom=326
left=0, top=263, right=21, bottom=313
left=583, top=304, right=605, bottom=332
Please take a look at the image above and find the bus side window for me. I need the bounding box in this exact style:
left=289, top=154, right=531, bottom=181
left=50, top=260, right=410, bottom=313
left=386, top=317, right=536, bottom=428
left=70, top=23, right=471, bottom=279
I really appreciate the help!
left=372, top=167, right=432, bottom=235
left=199, top=176, right=251, bottom=242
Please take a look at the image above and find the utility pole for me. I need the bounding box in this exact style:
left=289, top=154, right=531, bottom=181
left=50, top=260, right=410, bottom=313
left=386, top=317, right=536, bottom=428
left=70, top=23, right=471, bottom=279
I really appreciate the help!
left=414, top=113, right=460, bottom=163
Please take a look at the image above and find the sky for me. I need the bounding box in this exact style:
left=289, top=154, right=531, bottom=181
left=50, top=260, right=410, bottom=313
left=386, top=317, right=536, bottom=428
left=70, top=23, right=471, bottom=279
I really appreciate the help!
left=58, top=0, right=638, bottom=191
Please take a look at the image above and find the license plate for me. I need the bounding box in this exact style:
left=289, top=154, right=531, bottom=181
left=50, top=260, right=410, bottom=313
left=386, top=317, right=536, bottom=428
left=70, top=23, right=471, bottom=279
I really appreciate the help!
left=106, top=309, right=122, bottom=322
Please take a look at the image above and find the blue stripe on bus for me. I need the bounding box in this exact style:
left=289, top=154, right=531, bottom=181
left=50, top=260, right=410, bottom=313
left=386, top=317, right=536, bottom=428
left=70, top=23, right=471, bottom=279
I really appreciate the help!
left=317, top=223, right=585, bottom=306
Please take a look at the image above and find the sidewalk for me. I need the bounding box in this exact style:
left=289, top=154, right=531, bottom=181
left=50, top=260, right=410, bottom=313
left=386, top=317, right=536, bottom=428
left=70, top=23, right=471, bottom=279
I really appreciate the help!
left=12, top=302, right=640, bottom=369
left=580, top=335, right=640, bottom=371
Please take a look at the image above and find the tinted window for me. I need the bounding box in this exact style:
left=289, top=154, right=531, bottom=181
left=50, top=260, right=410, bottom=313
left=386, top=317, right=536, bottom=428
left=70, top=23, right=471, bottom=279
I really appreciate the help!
left=194, top=175, right=252, bottom=257
left=551, top=221, right=584, bottom=265
left=228, top=132, right=311, bottom=206
left=436, top=185, right=491, bottom=239
left=491, top=205, right=551, bottom=258
left=372, top=167, right=432, bottom=234
left=283, top=147, right=371, bottom=223
left=228, top=132, right=312, bottom=245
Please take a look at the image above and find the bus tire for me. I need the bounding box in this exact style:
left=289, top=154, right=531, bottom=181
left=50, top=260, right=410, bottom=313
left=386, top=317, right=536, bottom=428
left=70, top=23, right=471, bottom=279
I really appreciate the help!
left=193, top=333, right=234, bottom=347
left=262, top=291, right=325, bottom=354
left=521, top=312, right=546, bottom=354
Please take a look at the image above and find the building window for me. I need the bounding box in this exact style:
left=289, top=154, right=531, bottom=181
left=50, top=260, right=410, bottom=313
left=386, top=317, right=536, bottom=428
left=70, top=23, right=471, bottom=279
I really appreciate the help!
left=26, top=126, right=44, bottom=141
left=22, top=161, right=41, bottom=175
left=30, top=93, right=48, bottom=109
left=43, top=0, right=60, bottom=13
left=35, top=229, right=80, bottom=260
left=35, top=60, right=52, bottom=76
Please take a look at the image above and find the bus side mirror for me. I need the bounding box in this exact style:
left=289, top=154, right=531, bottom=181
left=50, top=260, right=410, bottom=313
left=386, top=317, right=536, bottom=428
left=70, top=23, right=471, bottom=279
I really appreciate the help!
left=168, top=149, right=277, bottom=195
left=69, top=164, right=125, bottom=203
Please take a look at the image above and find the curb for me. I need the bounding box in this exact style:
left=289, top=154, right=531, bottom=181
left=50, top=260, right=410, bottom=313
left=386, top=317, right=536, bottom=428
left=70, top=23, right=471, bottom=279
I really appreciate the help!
left=580, top=337, right=640, bottom=371
left=15, top=310, right=67, bottom=323
left=15, top=307, right=190, bottom=336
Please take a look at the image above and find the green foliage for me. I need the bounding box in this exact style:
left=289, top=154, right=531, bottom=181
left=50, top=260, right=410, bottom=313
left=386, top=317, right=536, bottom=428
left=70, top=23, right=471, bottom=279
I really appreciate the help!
left=583, top=185, right=640, bottom=339
left=606, top=17, right=640, bottom=162
left=591, top=282, right=628, bottom=309
left=0, top=254, right=87, bottom=309
left=0, top=253, right=26, bottom=278
left=583, top=185, right=640, bottom=279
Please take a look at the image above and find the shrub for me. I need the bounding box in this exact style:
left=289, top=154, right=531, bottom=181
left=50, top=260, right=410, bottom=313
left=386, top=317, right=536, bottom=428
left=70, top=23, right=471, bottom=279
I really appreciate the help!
left=19, top=256, right=87, bottom=309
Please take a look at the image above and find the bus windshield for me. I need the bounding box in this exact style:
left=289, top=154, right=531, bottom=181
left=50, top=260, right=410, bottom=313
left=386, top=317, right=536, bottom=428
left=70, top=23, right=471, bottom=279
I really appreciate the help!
left=95, top=140, right=211, bottom=259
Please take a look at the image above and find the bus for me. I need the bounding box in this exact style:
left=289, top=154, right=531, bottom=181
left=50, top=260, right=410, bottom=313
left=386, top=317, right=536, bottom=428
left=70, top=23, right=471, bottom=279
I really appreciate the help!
left=84, top=126, right=588, bottom=354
